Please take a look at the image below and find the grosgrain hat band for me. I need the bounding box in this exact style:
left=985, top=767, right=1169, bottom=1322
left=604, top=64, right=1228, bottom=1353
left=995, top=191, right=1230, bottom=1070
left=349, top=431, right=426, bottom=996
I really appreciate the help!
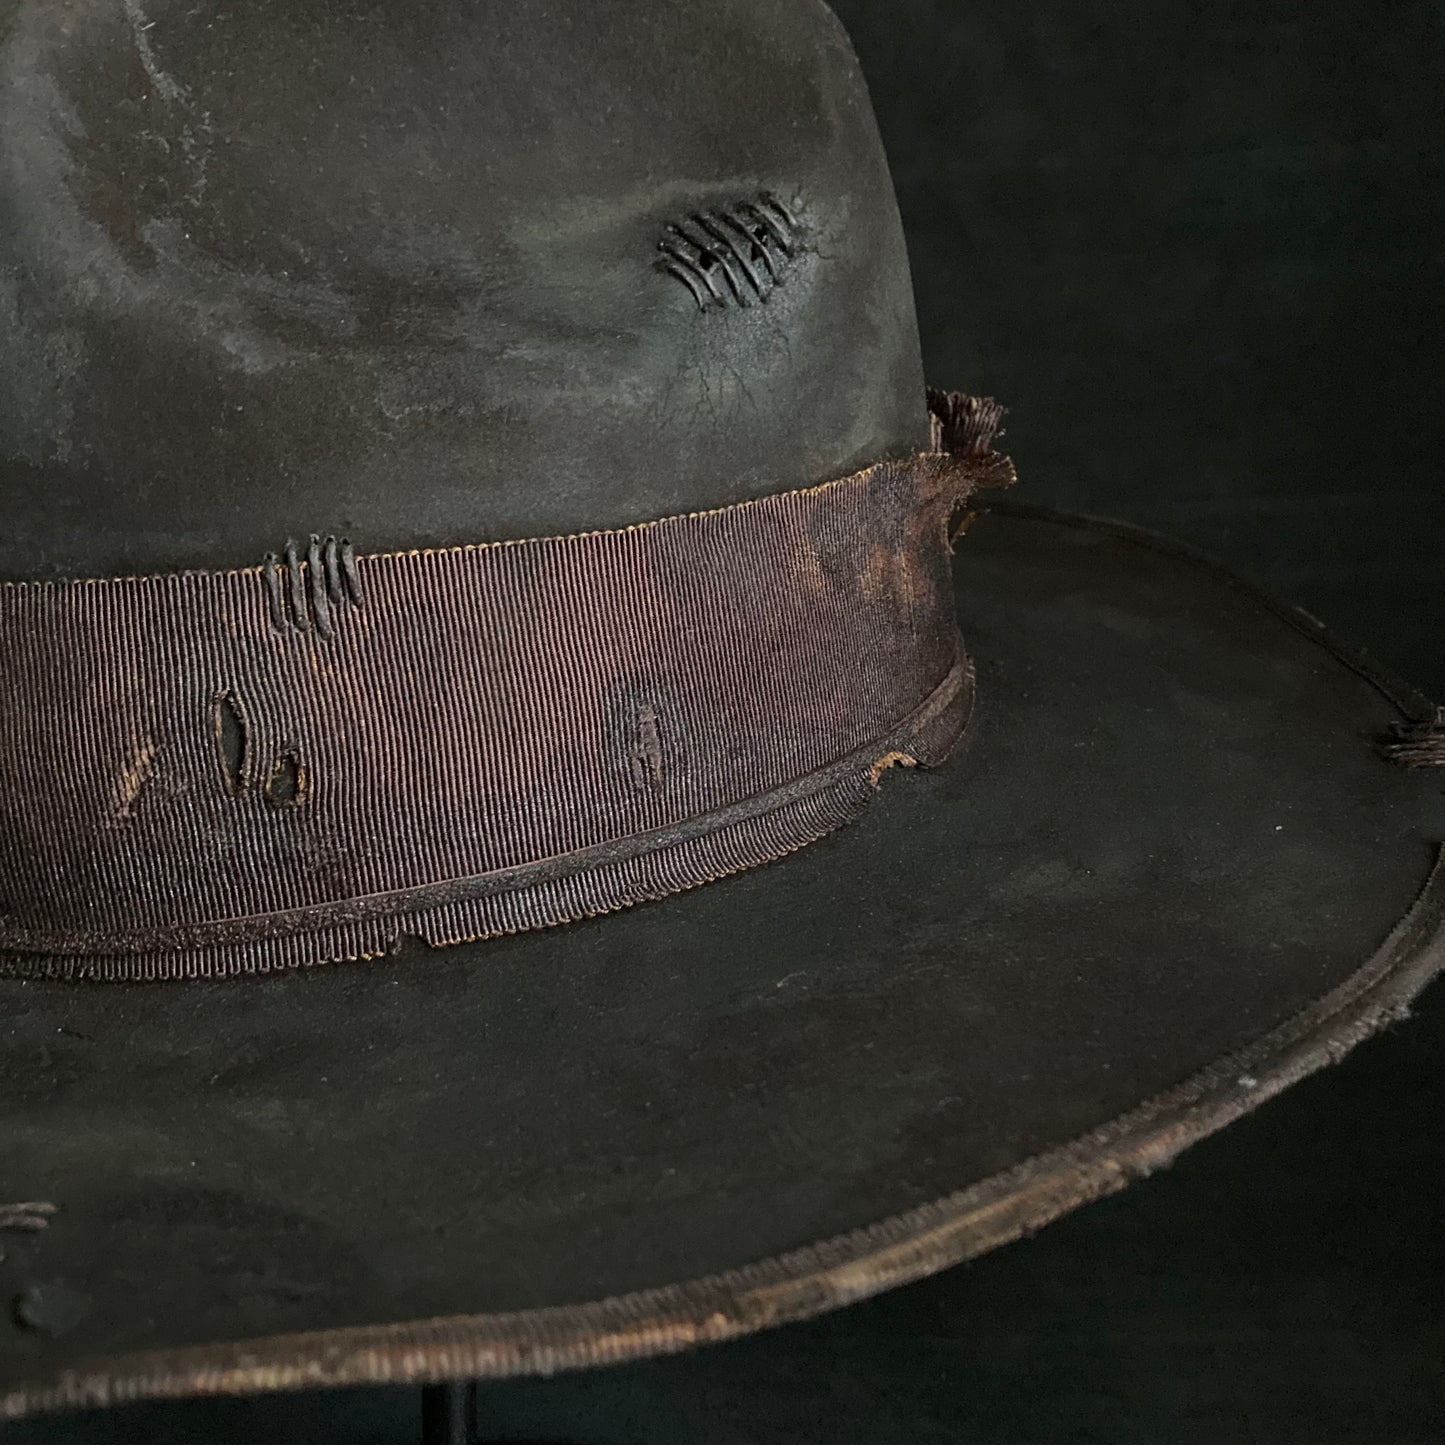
left=0, top=395, right=1012, bottom=982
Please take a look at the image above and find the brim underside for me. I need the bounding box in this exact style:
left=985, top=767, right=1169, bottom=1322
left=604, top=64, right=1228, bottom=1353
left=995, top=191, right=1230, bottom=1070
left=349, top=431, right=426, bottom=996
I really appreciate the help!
left=1, top=504, right=1441, bottom=1418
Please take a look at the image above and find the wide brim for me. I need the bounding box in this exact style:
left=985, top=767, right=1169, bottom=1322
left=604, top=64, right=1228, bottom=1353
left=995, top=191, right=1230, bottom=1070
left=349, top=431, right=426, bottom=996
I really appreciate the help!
left=1, top=504, right=1441, bottom=1419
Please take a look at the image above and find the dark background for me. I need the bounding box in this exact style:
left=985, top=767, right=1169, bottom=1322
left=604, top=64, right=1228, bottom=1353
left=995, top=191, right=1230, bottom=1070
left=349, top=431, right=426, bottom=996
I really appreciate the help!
left=860, top=0, right=1444, bottom=700
left=12, top=2, right=1442, bottom=1441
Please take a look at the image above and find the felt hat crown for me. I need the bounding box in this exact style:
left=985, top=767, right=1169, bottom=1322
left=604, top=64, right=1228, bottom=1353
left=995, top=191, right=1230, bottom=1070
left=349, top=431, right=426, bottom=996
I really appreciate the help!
left=1, top=0, right=926, bottom=578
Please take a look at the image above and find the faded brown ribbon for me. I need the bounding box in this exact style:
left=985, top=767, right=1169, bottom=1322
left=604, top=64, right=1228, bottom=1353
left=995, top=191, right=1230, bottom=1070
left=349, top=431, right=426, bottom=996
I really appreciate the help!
left=0, top=394, right=1013, bottom=981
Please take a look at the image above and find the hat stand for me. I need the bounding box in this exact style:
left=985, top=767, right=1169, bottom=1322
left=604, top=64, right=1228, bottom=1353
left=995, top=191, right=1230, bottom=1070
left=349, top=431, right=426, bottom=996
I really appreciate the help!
left=419, top=1379, right=581, bottom=1445
left=420, top=1382, right=479, bottom=1445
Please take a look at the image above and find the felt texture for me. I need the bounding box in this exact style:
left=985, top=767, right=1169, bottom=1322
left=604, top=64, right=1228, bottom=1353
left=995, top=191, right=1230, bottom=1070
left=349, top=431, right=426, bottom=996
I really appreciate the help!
left=0, top=0, right=926, bottom=579
left=1, top=508, right=1440, bottom=1414
left=1, top=0, right=1440, bottom=1429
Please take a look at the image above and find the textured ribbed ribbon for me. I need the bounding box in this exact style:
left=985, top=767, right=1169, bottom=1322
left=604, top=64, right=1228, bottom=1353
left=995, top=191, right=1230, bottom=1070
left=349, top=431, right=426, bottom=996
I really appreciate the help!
left=0, top=394, right=1012, bottom=981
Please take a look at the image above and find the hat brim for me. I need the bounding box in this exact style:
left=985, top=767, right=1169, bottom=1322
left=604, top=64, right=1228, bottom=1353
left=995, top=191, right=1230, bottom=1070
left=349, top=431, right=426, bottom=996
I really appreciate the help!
left=2, top=504, right=1441, bottom=1418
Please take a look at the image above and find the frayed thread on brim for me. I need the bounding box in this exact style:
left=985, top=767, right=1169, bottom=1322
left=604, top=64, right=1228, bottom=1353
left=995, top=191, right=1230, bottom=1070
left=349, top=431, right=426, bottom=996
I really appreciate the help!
left=1380, top=708, right=1445, bottom=768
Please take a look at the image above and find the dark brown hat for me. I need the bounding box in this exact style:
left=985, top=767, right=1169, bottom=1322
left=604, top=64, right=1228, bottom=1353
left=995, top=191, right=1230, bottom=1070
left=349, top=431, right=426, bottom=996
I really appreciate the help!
left=1, top=0, right=1442, bottom=1423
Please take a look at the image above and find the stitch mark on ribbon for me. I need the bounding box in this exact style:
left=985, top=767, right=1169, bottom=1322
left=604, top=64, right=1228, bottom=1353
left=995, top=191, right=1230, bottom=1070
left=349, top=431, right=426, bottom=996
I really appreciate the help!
left=263, top=536, right=362, bottom=639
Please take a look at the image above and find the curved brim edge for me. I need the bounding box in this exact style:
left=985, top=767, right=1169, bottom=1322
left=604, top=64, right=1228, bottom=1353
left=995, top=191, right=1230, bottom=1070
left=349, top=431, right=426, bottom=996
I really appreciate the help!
left=6, top=844, right=1443, bottom=1421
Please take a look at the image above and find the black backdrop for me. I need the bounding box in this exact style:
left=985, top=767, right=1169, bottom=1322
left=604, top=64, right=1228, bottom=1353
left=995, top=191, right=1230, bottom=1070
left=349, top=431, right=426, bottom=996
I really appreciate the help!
left=11, top=2, right=1442, bottom=1441
left=850, top=0, right=1444, bottom=699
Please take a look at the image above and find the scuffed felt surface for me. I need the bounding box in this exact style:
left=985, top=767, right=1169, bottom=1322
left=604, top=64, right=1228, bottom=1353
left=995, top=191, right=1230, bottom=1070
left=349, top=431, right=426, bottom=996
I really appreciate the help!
left=0, top=0, right=926, bottom=578
left=0, top=508, right=1439, bottom=1397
